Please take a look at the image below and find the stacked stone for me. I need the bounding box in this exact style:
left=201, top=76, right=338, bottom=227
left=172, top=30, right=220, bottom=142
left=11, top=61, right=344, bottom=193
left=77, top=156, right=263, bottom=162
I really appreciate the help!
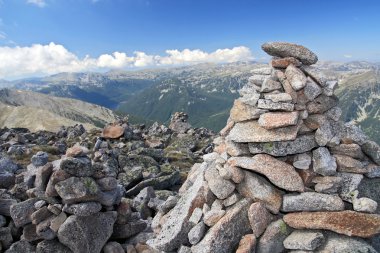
left=148, top=42, right=380, bottom=253
left=7, top=145, right=124, bottom=252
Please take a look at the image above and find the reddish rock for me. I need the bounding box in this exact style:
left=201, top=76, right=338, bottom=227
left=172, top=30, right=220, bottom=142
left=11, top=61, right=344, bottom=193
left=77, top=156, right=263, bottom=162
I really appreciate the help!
left=230, top=99, right=266, bottom=122
left=102, top=124, right=125, bottom=139
left=248, top=202, right=273, bottom=237
left=271, top=57, right=301, bottom=68
left=258, top=111, right=299, bottom=130
left=229, top=155, right=304, bottom=192
left=236, top=234, right=256, bottom=253
left=283, top=211, right=380, bottom=238
left=66, top=146, right=88, bottom=157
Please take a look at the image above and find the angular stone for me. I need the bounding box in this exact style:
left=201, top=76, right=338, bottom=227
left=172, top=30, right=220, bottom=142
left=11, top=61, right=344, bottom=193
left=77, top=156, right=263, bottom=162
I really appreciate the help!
left=315, top=122, right=334, bottom=146
left=31, top=206, right=53, bottom=225
left=282, top=192, right=344, bottom=212
left=303, top=114, right=327, bottom=130
left=0, top=199, right=17, bottom=216
left=261, top=79, right=282, bottom=92
left=65, top=145, right=89, bottom=158
left=312, top=147, right=337, bottom=176
left=10, top=198, right=38, bottom=227
left=366, top=164, right=380, bottom=178
left=230, top=99, right=267, bottom=122
left=304, top=78, right=322, bottom=101
left=338, top=172, right=363, bottom=202
left=147, top=167, right=212, bottom=252
left=301, top=66, right=332, bottom=86
left=264, top=93, right=292, bottom=102
left=228, top=166, right=245, bottom=184
left=271, top=57, right=301, bottom=68
left=112, top=220, right=147, bottom=239
left=362, top=141, right=380, bottom=165
left=102, top=125, right=125, bottom=139
left=283, top=230, right=324, bottom=251
left=262, top=42, right=318, bottom=65
left=353, top=197, right=378, bottom=213
left=257, top=219, right=292, bottom=253
left=307, top=95, right=338, bottom=114
left=58, top=211, right=117, bottom=253
left=252, top=67, right=272, bottom=75
left=236, top=234, right=256, bottom=253
left=326, top=106, right=342, bottom=121
left=257, top=99, right=294, bottom=111
left=249, top=134, right=317, bottom=157
left=284, top=211, right=380, bottom=238
left=45, top=170, right=71, bottom=197
left=0, top=227, right=13, bottom=249
left=229, top=155, right=304, bottom=192
left=248, top=202, right=273, bottom=237
left=31, top=151, right=48, bottom=167
left=248, top=74, right=268, bottom=86
left=316, top=233, right=377, bottom=253
left=205, top=167, right=235, bottom=199
left=228, top=120, right=300, bottom=143
left=50, top=212, right=67, bottom=233
left=188, top=221, right=206, bottom=245
left=237, top=171, right=282, bottom=214
left=191, top=199, right=252, bottom=253
left=330, top=143, right=364, bottom=159
left=55, top=177, right=99, bottom=204
left=323, top=80, right=338, bottom=96
left=285, top=64, right=307, bottom=91
left=258, top=111, right=299, bottom=130
left=5, top=240, right=36, bottom=253
left=60, top=157, right=93, bottom=177
left=225, top=141, right=250, bottom=157
left=34, top=163, right=53, bottom=191
left=223, top=193, right=240, bottom=207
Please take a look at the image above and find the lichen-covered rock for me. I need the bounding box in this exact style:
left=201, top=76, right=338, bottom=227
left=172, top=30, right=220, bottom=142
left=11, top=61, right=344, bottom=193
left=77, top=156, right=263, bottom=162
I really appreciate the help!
left=262, top=42, right=318, bottom=65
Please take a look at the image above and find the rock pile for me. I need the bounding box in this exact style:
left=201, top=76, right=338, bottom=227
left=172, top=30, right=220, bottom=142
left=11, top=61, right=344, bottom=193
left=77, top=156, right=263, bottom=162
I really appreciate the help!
left=0, top=114, right=214, bottom=252
left=147, top=42, right=380, bottom=253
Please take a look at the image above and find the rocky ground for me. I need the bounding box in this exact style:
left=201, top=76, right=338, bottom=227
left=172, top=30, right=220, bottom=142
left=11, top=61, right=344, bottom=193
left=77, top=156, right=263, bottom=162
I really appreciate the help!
left=0, top=113, right=214, bottom=252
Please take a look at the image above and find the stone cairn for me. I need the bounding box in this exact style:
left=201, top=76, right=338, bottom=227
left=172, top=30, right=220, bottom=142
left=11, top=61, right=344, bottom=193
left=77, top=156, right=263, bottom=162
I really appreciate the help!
left=147, top=42, right=380, bottom=253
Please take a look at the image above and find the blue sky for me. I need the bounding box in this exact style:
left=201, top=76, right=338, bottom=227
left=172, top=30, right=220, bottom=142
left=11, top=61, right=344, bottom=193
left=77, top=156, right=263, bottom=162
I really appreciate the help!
left=0, top=0, right=379, bottom=79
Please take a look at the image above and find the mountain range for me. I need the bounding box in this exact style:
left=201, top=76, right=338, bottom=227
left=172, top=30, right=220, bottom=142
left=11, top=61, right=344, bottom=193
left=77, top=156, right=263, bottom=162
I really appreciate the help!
left=1, top=60, right=379, bottom=143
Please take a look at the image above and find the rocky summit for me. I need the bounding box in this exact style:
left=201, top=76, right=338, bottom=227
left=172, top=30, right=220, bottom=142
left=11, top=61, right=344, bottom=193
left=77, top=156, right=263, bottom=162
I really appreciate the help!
left=148, top=42, right=380, bottom=253
left=0, top=113, right=214, bottom=252
left=0, top=42, right=379, bottom=253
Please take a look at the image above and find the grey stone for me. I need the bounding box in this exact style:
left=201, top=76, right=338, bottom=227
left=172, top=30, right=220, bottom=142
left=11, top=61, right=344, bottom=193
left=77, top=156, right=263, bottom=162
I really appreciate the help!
left=358, top=177, right=380, bottom=214
left=257, top=99, right=294, bottom=111
left=57, top=211, right=117, bottom=253
left=0, top=199, right=17, bottom=216
left=312, top=176, right=342, bottom=194
left=10, top=198, right=38, bottom=227
left=257, top=219, right=292, bottom=253
left=282, top=192, right=345, bottom=212
left=191, top=199, right=252, bottom=253
left=204, top=209, right=225, bottom=226
left=31, top=151, right=48, bottom=167
left=249, top=134, right=317, bottom=157
left=325, top=106, right=342, bottom=121
left=316, top=233, right=377, bottom=253
left=96, top=177, right=118, bottom=191
left=366, top=164, right=380, bottom=178
left=112, top=220, right=147, bottom=239
left=189, top=207, right=203, bottom=225
left=248, top=74, right=268, bottom=86
left=262, top=42, right=318, bottom=65
left=304, top=78, right=322, bottom=101
left=188, top=221, right=206, bottom=245
left=284, top=230, right=324, bottom=251
left=330, top=143, right=364, bottom=159
left=312, top=147, right=337, bottom=176
left=205, top=167, right=235, bottom=199
left=323, top=80, right=338, bottom=96
left=261, top=78, right=282, bottom=92
left=338, top=172, right=363, bottom=203
left=36, top=239, right=72, bottom=253
left=5, top=240, right=36, bottom=253
left=62, top=202, right=102, bottom=216
left=237, top=171, right=282, bottom=214
left=147, top=166, right=211, bottom=252
left=0, top=227, right=13, bottom=249
left=293, top=153, right=311, bottom=170
left=178, top=246, right=192, bottom=253
left=103, top=242, right=124, bottom=253
left=342, top=122, right=368, bottom=145
left=315, top=121, right=334, bottom=146
left=223, top=193, right=240, bottom=207
left=0, top=157, right=19, bottom=174
left=60, top=157, right=93, bottom=177
left=301, top=66, right=332, bottom=86
left=252, top=67, right=272, bottom=75
left=285, top=64, right=307, bottom=91
left=362, top=141, right=380, bottom=165
left=55, top=177, right=99, bottom=204
left=158, top=196, right=178, bottom=214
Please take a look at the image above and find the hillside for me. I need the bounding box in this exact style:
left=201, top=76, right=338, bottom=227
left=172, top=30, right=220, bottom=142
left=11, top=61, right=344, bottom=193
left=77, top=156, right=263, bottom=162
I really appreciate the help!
left=0, top=89, right=119, bottom=131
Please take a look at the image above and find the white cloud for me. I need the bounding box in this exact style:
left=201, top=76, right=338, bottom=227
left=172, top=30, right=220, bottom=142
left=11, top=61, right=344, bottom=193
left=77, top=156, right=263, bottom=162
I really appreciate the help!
left=343, top=54, right=353, bottom=58
left=0, top=42, right=253, bottom=79
left=27, top=0, right=46, bottom=7
left=0, top=31, right=6, bottom=40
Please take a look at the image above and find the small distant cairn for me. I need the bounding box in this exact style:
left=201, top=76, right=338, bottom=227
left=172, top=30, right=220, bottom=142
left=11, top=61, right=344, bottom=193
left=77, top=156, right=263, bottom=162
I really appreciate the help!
left=148, top=42, right=380, bottom=253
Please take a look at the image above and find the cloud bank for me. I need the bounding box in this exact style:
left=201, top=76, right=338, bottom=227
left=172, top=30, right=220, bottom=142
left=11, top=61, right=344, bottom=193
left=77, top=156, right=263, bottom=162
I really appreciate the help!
left=0, top=43, right=253, bottom=79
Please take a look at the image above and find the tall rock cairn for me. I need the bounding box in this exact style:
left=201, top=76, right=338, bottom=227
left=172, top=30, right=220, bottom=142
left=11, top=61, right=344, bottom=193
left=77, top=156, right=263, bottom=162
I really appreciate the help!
left=148, top=42, right=380, bottom=253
